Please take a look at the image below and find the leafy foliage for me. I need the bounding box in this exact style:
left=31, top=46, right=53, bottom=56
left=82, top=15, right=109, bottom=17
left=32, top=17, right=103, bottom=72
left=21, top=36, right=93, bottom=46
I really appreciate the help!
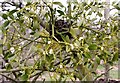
left=0, top=0, right=119, bottom=82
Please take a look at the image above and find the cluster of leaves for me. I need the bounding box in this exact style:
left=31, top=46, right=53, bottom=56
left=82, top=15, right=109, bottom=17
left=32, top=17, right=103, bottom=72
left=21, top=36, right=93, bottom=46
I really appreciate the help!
left=0, top=0, right=119, bottom=82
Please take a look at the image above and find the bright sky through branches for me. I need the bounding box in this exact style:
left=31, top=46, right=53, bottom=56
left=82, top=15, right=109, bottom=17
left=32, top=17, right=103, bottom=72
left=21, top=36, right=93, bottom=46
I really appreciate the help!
left=0, top=0, right=119, bottom=16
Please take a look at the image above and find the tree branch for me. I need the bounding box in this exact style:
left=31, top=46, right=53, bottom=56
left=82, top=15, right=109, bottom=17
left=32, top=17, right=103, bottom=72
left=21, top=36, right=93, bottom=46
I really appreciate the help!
left=0, top=73, right=17, bottom=83
left=94, top=67, right=113, bottom=81
left=54, top=57, right=71, bottom=66
left=20, top=36, right=47, bottom=44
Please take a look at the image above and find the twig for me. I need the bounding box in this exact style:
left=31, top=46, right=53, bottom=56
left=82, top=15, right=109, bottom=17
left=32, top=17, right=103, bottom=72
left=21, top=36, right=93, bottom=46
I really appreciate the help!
left=0, top=65, right=46, bottom=72
left=31, top=71, right=43, bottom=82
left=14, top=35, right=48, bottom=54
left=0, top=68, right=22, bottom=73
left=12, top=23, right=50, bottom=44
left=20, top=36, right=45, bottom=44
left=81, top=26, right=100, bottom=34
left=94, top=67, right=113, bottom=81
left=42, top=0, right=57, bottom=42
left=0, top=57, right=71, bottom=73
left=54, top=57, right=71, bottom=66
left=20, top=52, right=36, bottom=64
left=0, top=73, right=17, bottom=83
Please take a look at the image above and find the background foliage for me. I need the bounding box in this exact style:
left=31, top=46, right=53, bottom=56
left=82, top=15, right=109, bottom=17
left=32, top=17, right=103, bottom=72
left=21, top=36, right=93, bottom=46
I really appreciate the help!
left=0, top=0, right=119, bottom=82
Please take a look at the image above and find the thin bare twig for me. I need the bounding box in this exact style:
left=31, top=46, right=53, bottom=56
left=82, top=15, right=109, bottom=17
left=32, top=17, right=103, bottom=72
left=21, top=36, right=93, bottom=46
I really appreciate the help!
left=0, top=73, right=17, bottom=83
left=31, top=71, right=43, bottom=82
left=94, top=67, right=113, bottom=81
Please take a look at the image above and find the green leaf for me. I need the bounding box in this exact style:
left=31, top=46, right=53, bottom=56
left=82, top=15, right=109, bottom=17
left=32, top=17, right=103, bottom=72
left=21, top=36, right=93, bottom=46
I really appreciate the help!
left=8, top=10, right=17, bottom=19
left=0, top=45, right=2, bottom=55
left=17, top=12, right=23, bottom=18
left=8, top=53, right=14, bottom=58
left=46, top=54, right=54, bottom=63
left=61, top=34, right=67, bottom=42
left=95, top=56, right=100, bottom=64
left=112, top=52, right=118, bottom=61
left=21, top=69, right=30, bottom=81
left=85, top=52, right=92, bottom=58
left=89, top=2, right=93, bottom=6
left=5, top=63, right=12, bottom=70
left=113, top=26, right=118, bottom=32
left=56, top=30, right=65, bottom=41
left=97, top=12, right=102, bottom=17
left=114, top=4, right=120, bottom=10
left=104, top=50, right=111, bottom=55
left=26, top=2, right=31, bottom=6
left=57, top=10, right=64, bottom=15
left=2, top=14, right=8, bottom=19
left=9, top=10, right=17, bottom=16
left=40, top=60, right=46, bottom=69
left=73, top=5, right=76, bottom=10
left=33, top=18, right=39, bottom=31
left=34, top=31, right=40, bottom=38
left=70, top=27, right=76, bottom=38
left=91, top=18, right=97, bottom=22
left=53, top=2, right=64, bottom=7
left=85, top=6, right=90, bottom=10
left=31, top=45, right=37, bottom=52
left=65, top=35, right=70, bottom=43
left=82, top=2, right=87, bottom=6
left=9, top=15, right=14, bottom=19
left=88, top=44, right=97, bottom=50
left=61, top=34, right=70, bottom=43
left=88, top=11, right=92, bottom=15
left=4, top=51, right=14, bottom=60
left=112, top=36, right=118, bottom=43
left=21, top=73, right=29, bottom=81
left=3, top=20, right=10, bottom=28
